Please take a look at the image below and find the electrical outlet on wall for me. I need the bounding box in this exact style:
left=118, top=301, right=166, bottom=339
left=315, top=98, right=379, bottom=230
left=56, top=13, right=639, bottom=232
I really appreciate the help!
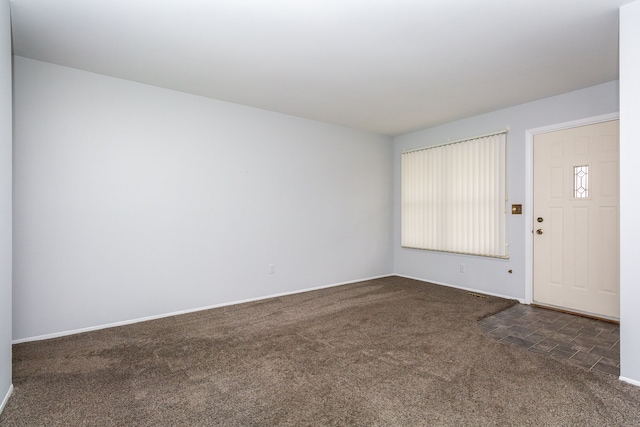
left=460, top=263, right=466, bottom=273
left=269, top=264, right=275, bottom=274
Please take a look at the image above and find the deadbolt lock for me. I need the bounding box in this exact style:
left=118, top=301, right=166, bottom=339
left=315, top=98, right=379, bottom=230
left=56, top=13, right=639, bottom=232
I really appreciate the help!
left=537, top=217, right=543, bottom=223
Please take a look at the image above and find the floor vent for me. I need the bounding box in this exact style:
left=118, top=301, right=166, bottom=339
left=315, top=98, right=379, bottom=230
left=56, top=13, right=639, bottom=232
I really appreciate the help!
left=467, top=292, right=489, bottom=299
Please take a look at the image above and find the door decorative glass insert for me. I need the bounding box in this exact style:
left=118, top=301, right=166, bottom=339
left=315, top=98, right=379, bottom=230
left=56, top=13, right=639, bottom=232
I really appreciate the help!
left=574, top=165, right=589, bottom=198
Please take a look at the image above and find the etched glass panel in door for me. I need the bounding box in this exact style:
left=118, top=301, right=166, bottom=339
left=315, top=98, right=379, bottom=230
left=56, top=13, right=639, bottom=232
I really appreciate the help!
left=574, top=165, right=589, bottom=198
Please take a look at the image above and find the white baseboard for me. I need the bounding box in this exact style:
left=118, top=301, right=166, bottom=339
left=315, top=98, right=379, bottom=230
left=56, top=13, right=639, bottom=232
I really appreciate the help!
left=13, top=274, right=394, bottom=344
left=396, top=274, right=525, bottom=304
left=620, top=376, right=640, bottom=387
left=0, top=384, right=13, bottom=415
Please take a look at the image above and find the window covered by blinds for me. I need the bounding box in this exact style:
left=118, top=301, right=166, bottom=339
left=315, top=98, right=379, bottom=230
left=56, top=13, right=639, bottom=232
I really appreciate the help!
left=401, top=132, right=508, bottom=258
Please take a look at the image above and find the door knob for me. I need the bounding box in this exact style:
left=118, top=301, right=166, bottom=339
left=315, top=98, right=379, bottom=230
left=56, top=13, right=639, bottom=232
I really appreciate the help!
left=536, top=229, right=544, bottom=235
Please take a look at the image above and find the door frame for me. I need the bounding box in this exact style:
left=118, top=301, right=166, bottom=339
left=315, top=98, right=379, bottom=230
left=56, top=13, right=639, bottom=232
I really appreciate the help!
left=524, top=112, right=620, bottom=305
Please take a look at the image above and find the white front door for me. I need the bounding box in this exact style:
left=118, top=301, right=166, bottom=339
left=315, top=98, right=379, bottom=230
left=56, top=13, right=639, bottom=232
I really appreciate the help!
left=533, top=120, right=619, bottom=319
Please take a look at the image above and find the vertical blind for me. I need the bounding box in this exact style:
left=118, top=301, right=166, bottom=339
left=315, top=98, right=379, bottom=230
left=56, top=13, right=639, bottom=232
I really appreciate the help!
left=401, top=132, right=508, bottom=258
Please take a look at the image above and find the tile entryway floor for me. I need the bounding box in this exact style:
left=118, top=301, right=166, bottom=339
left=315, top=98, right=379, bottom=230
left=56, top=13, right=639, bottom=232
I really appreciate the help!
left=479, top=304, right=620, bottom=376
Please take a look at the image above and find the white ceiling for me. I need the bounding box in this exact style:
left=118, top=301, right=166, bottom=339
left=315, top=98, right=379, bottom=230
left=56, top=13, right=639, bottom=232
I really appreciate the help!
left=9, top=0, right=631, bottom=136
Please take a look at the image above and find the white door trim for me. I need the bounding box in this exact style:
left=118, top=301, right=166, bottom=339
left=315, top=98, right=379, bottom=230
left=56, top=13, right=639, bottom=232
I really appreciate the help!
left=524, top=112, right=620, bottom=305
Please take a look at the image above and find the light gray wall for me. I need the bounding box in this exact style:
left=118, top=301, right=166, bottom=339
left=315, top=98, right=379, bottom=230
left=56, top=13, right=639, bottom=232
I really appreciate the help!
left=620, top=0, right=640, bottom=385
left=12, top=56, right=393, bottom=341
left=0, top=0, right=12, bottom=412
left=393, top=81, right=619, bottom=299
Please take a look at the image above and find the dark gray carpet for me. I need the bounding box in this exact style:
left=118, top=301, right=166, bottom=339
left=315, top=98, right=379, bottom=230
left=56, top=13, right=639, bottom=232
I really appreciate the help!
left=2, top=276, right=640, bottom=426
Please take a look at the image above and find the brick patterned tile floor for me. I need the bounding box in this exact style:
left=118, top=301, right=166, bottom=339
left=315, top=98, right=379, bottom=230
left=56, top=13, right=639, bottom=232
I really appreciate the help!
left=479, top=304, right=620, bottom=376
